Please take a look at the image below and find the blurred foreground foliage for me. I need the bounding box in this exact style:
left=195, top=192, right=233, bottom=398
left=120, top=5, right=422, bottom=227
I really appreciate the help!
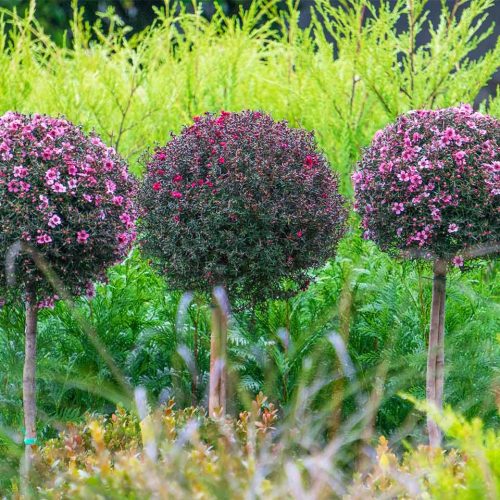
left=8, top=396, right=500, bottom=498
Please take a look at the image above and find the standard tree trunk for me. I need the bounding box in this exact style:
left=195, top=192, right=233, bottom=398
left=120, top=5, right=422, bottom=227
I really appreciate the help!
left=208, top=298, right=227, bottom=417
left=23, top=282, right=38, bottom=469
left=426, top=259, right=447, bottom=448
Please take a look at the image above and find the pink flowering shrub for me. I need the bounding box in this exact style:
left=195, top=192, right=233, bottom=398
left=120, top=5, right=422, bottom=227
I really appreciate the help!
left=353, top=105, right=499, bottom=263
left=138, top=110, right=347, bottom=303
left=0, top=112, right=137, bottom=302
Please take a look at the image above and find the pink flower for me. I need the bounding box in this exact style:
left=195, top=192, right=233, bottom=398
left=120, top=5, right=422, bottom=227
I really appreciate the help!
left=105, top=179, right=116, bottom=194
left=447, top=223, right=459, bottom=233
left=218, top=157, right=225, bottom=164
left=77, top=230, right=90, bottom=244
left=351, top=171, right=363, bottom=184
left=116, top=232, right=128, bottom=246
left=431, top=209, right=441, bottom=222
left=104, top=159, right=114, bottom=171
left=67, top=164, right=77, bottom=176
left=119, top=213, right=133, bottom=227
left=36, top=233, right=52, bottom=245
left=112, top=195, right=124, bottom=205
left=402, top=148, right=416, bottom=161
left=152, top=182, right=161, bottom=191
left=38, top=195, right=49, bottom=208
left=392, top=202, right=404, bottom=215
left=171, top=191, right=182, bottom=199
left=13, top=165, right=28, bottom=178
left=397, top=171, right=411, bottom=182
left=418, top=158, right=432, bottom=170
left=42, top=147, right=54, bottom=160
left=52, top=182, right=67, bottom=193
left=7, top=180, right=19, bottom=192
left=48, top=214, right=61, bottom=228
left=452, top=255, right=464, bottom=268
left=173, top=174, right=183, bottom=183
left=453, top=151, right=466, bottom=164
left=441, top=127, right=456, bottom=145
left=297, top=230, right=303, bottom=238
left=378, top=161, right=393, bottom=174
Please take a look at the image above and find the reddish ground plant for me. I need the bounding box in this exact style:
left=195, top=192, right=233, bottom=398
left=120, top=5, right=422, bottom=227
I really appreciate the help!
left=0, top=112, right=137, bottom=465
left=137, top=110, right=347, bottom=415
left=353, top=104, right=499, bottom=446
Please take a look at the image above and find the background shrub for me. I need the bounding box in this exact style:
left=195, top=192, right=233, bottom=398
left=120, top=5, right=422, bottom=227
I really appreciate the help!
left=138, top=110, right=347, bottom=303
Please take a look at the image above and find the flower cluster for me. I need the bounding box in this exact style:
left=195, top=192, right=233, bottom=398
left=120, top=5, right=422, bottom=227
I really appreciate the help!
left=138, top=110, right=347, bottom=303
left=0, top=112, right=137, bottom=302
left=353, top=105, right=499, bottom=262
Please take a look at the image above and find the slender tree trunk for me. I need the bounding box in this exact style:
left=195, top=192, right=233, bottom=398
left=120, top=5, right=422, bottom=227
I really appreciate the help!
left=191, top=305, right=199, bottom=406
left=23, top=282, right=38, bottom=470
left=426, top=259, right=447, bottom=448
left=208, top=298, right=227, bottom=417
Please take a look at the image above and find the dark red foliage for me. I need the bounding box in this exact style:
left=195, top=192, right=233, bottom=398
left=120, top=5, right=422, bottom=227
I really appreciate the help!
left=138, top=110, right=347, bottom=303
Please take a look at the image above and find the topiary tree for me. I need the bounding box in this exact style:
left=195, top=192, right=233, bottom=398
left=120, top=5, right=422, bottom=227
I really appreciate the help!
left=352, top=105, right=499, bottom=447
left=0, top=112, right=137, bottom=464
left=137, top=110, right=347, bottom=415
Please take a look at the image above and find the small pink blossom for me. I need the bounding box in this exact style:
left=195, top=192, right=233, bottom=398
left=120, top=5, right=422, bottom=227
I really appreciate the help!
left=36, top=233, right=52, bottom=245
left=77, top=230, right=90, bottom=244
left=51, top=182, right=67, bottom=193
left=116, top=232, right=128, bottom=246
left=119, top=213, right=133, bottom=227
left=351, top=171, right=363, bottom=184
left=447, top=223, right=459, bottom=233
left=392, top=202, right=404, bottom=215
left=13, top=165, right=28, bottom=178
left=104, top=159, right=114, bottom=171
left=7, top=180, right=19, bottom=192
left=48, top=214, right=61, bottom=228
left=105, top=179, right=116, bottom=194
left=397, top=171, right=411, bottom=182
left=452, top=255, right=464, bottom=268
left=171, top=191, right=182, bottom=199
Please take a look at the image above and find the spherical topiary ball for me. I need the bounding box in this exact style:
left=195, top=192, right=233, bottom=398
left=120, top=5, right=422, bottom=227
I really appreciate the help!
left=138, top=110, right=347, bottom=303
left=353, top=105, right=499, bottom=265
left=0, top=112, right=137, bottom=302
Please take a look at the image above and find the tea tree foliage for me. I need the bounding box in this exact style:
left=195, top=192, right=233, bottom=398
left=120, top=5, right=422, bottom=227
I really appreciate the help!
left=353, top=105, right=499, bottom=262
left=0, top=0, right=497, bottom=193
left=138, top=110, right=347, bottom=303
left=0, top=112, right=137, bottom=301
